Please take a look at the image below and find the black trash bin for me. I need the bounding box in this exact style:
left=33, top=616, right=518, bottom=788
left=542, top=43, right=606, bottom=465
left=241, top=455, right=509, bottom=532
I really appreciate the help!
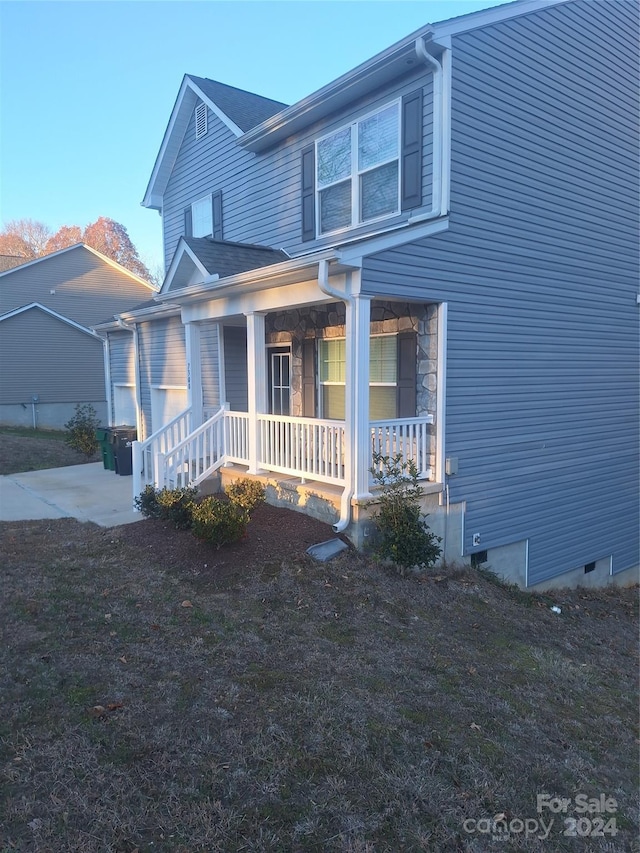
left=111, top=426, right=137, bottom=476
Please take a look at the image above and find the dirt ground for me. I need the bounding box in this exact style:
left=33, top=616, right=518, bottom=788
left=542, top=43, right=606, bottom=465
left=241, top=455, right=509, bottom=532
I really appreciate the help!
left=122, top=502, right=339, bottom=588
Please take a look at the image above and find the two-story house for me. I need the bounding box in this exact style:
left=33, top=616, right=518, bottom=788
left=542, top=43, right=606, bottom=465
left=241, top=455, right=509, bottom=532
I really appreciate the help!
left=97, top=0, right=639, bottom=590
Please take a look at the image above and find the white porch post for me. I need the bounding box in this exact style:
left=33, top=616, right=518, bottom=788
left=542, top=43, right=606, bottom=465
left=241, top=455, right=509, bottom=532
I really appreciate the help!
left=346, top=294, right=372, bottom=500
left=245, top=312, right=267, bottom=474
left=185, top=321, right=203, bottom=428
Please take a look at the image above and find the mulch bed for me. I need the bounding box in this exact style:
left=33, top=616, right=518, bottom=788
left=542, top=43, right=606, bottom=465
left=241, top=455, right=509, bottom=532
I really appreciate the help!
left=115, top=503, right=340, bottom=589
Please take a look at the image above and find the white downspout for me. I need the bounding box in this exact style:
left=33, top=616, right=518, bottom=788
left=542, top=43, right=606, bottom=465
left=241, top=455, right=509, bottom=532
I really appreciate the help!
left=318, top=259, right=353, bottom=533
left=103, top=334, right=113, bottom=426
left=410, top=36, right=446, bottom=223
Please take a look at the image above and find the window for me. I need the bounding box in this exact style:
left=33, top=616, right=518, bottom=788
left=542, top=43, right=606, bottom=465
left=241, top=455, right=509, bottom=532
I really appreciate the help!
left=301, top=90, right=423, bottom=243
left=195, top=102, right=207, bottom=139
left=184, top=191, right=223, bottom=240
left=316, top=103, right=400, bottom=235
left=318, top=335, right=399, bottom=421
left=191, top=197, right=212, bottom=238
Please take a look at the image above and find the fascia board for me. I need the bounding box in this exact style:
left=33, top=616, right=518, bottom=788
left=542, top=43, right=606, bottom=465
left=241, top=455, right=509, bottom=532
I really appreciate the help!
left=0, top=243, right=157, bottom=291
left=431, top=0, right=570, bottom=37
left=239, top=0, right=570, bottom=152
left=160, top=239, right=211, bottom=295
left=153, top=248, right=340, bottom=305
left=239, top=28, right=434, bottom=152
left=142, top=77, right=243, bottom=210
left=0, top=302, right=100, bottom=339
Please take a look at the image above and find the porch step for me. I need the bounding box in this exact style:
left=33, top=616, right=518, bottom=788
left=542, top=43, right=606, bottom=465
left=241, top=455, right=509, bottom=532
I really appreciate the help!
left=215, top=464, right=341, bottom=527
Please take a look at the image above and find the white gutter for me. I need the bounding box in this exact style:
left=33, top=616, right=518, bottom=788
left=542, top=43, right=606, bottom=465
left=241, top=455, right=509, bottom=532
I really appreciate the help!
left=103, top=335, right=113, bottom=427
left=410, top=36, right=447, bottom=222
left=317, top=258, right=353, bottom=533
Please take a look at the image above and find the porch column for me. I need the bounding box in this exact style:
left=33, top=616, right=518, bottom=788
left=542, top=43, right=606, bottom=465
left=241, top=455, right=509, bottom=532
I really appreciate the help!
left=346, top=294, right=372, bottom=500
left=245, top=312, right=267, bottom=474
left=185, top=321, right=203, bottom=428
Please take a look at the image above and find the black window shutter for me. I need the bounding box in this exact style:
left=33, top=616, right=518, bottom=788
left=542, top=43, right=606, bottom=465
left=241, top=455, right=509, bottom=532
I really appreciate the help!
left=184, top=206, right=193, bottom=237
left=212, top=191, right=223, bottom=240
left=301, top=144, right=316, bottom=242
left=302, top=339, right=316, bottom=417
left=401, top=90, right=423, bottom=211
left=396, top=332, right=417, bottom=417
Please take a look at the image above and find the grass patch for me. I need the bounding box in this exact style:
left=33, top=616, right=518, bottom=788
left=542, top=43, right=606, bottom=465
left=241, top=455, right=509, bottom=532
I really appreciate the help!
left=0, top=428, right=100, bottom=474
left=0, top=517, right=637, bottom=851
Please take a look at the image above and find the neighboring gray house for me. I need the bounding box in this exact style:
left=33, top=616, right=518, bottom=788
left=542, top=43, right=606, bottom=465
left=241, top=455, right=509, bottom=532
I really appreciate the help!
left=0, top=244, right=157, bottom=428
left=102, top=0, right=638, bottom=589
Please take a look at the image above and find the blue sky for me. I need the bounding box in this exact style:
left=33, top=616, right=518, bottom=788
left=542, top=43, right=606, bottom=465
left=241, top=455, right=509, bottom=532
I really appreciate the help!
left=0, top=0, right=509, bottom=274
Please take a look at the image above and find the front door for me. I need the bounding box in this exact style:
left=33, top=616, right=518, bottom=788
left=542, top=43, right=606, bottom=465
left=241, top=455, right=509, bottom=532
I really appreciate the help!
left=269, top=347, right=291, bottom=415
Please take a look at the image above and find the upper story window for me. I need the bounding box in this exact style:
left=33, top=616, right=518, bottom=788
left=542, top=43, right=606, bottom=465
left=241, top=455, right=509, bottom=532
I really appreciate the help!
left=195, top=102, right=207, bottom=139
left=301, top=91, right=423, bottom=243
left=316, top=103, right=400, bottom=235
left=184, top=190, right=223, bottom=240
left=192, top=196, right=212, bottom=237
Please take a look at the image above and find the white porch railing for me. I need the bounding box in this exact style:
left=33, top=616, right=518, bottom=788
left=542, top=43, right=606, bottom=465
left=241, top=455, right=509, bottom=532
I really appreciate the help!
left=135, top=408, right=433, bottom=502
left=158, top=406, right=228, bottom=489
left=370, top=415, right=434, bottom=480
left=258, top=414, right=347, bottom=485
left=132, top=407, right=193, bottom=498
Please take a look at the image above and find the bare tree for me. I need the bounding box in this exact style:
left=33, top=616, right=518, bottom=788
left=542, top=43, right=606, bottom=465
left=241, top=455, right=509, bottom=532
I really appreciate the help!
left=0, top=217, right=153, bottom=282
left=43, top=225, right=83, bottom=255
left=0, top=219, right=52, bottom=260
left=83, top=217, right=151, bottom=281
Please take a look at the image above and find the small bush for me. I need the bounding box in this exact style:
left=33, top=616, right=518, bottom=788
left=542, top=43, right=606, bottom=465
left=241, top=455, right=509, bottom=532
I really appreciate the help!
left=368, top=452, right=441, bottom=571
left=135, top=485, right=197, bottom=529
left=64, top=404, right=100, bottom=459
left=156, top=486, right=197, bottom=530
left=225, top=478, right=266, bottom=514
left=134, top=484, right=162, bottom=519
left=191, top=497, right=248, bottom=548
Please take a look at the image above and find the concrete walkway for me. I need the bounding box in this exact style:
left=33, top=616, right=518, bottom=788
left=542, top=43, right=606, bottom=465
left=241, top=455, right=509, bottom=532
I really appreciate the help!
left=0, top=462, right=141, bottom=527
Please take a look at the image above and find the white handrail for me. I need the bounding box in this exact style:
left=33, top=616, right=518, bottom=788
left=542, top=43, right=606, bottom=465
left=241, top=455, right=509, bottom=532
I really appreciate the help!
left=136, top=409, right=434, bottom=506
left=162, top=405, right=229, bottom=488
left=132, top=406, right=192, bottom=499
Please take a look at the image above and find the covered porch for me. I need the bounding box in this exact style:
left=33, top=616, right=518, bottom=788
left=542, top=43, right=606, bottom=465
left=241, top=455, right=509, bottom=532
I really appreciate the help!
left=132, top=256, right=443, bottom=533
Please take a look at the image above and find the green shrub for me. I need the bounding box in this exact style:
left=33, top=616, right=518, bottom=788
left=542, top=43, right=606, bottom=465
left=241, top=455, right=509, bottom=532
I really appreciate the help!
left=368, top=452, right=442, bottom=571
left=191, top=497, right=248, bottom=548
left=156, top=486, right=197, bottom=530
left=64, top=404, right=100, bottom=458
left=134, top=484, right=162, bottom=519
left=134, top=485, right=197, bottom=529
left=225, top=478, right=266, bottom=514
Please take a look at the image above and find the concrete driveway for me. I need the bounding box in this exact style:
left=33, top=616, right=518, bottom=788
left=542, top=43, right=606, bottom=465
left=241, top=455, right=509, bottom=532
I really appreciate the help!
left=0, top=462, right=141, bottom=527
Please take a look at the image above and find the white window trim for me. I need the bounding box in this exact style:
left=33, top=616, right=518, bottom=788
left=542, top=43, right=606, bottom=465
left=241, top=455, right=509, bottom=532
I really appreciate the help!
left=191, top=194, right=212, bottom=238
left=315, top=100, right=401, bottom=238
left=317, top=333, right=398, bottom=418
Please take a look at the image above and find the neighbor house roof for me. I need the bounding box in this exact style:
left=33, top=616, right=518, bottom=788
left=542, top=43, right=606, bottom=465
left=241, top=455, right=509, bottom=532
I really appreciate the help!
left=0, top=255, right=25, bottom=272
left=0, top=243, right=158, bottom=329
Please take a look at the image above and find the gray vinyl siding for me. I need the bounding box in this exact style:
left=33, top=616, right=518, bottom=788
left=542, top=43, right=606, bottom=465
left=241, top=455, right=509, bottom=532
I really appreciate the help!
left=200, top=321, right=221, bottom=410
left=361, top=0, right=639, bottom=584
left=0, top=245, right=155, bottom=327
left=107, top=329, right=136, bottom=423
left=222, top=326, right=248, bottom=412
left=137, top=316, right=186, bottom=438
left=161, top=69, right=433, bottom=265
left=0, top=310, right=104, bottom=404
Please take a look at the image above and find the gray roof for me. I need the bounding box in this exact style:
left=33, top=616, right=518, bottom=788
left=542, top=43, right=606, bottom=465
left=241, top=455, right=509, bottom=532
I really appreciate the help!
left=187, top=76, right=288, bottom=132
left=184, top=237, right=289, bottom=278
